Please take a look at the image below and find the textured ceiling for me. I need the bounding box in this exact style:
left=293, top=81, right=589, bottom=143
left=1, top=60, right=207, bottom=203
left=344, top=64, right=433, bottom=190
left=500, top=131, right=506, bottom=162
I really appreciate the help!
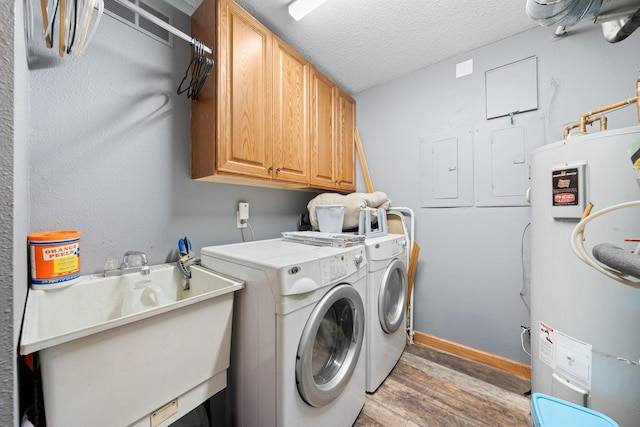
left=233, top=0, right=540, bottom=94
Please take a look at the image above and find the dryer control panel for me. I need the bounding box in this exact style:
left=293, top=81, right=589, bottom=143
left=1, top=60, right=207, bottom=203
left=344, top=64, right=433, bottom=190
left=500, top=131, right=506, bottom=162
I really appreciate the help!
left=320, top=246, right=365, bottom=285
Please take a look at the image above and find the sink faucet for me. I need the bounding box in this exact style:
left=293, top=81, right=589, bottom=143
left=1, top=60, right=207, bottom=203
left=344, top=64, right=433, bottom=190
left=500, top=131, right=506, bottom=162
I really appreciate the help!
left=123, top=251, right=151, bottom=275
left=104, top=251, right=151, bottom=276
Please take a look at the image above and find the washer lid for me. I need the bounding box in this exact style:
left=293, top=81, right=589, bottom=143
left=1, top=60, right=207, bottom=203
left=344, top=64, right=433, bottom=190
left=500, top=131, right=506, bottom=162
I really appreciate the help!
left=202, top=238, right=359, bottom=268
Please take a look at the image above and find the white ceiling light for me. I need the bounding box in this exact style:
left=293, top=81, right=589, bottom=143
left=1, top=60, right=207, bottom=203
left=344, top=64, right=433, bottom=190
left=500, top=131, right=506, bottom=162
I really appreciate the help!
left=288, top=0, right=327, bottom=21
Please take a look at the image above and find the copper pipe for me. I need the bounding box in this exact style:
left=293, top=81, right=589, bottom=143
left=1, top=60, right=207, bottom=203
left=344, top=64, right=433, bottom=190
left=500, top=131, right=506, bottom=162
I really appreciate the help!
left=581, top=202, right=594, bottom=220
left=598, top=115, right=608, bottom=131
left=564, top=115, right=608, bottom=139
left=579, top=97, right=638, bottom=132
left=563, top=123, right=577, bottom=139
left=564, top=75, right=640, bottom=139
left=564, top=122, right=580, bottom=139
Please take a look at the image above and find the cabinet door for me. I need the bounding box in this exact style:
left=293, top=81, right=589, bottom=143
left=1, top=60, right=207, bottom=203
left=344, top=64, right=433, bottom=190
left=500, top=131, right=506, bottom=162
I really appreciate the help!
left=217, top=0, right=272, bottom=179
left=335, top=88, right=356, bottom=191
left=273, top=37, right=309, bottom=183
left=309, top=67, right=336, bottom=189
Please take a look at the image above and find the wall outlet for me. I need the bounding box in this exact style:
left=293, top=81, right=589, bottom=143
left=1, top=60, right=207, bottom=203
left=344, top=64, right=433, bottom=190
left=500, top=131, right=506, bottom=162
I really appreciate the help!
left=237, top=202, right=249, bottom=228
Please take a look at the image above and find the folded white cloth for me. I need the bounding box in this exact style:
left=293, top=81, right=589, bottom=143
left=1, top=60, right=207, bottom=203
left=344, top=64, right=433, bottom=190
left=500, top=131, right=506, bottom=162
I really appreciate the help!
left=307, top=191, right=391, bottom=230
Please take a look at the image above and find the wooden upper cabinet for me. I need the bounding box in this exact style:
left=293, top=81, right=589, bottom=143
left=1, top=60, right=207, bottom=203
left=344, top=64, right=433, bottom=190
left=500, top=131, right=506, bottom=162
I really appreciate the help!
left=309, top=66, right=336, bottom=189
left=216, top=0, right=272, bottom=179
left=310, top=67, right=356, bottom=192
left=272, top=37, right=309, bottom=184
left=335, top=88, right=356, bottom=191
left=190, top=0, right=217, bottom=180
left=191, top=0, right=354, bottom=192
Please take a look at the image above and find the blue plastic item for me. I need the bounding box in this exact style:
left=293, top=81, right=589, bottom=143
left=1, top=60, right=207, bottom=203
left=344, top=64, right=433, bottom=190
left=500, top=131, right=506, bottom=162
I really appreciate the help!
left=178, top=236, right=192, bottom=258
left=532, top=393, right=620, bottom=427
left=178, top=236, right=194, bottom=279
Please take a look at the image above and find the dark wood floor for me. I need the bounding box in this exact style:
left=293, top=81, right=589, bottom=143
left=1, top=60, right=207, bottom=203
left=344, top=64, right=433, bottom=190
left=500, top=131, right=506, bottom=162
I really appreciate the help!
left=354, top=342, right=532, bottom=426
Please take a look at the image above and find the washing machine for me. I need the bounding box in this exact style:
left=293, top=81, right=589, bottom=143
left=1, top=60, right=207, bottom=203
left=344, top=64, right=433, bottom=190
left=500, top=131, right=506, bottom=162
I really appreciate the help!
left=200, top=238, right=367, bottom=427
left=363, top=233, right=408, bottom=393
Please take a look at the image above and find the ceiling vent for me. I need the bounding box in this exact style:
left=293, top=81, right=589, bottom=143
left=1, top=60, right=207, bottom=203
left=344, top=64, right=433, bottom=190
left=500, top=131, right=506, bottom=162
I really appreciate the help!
left=526, top=0, right=640, bottom=42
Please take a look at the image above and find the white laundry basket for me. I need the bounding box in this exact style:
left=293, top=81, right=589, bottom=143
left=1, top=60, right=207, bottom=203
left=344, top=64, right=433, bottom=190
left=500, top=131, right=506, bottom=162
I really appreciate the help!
left=315, top=205, right=346, bottom=232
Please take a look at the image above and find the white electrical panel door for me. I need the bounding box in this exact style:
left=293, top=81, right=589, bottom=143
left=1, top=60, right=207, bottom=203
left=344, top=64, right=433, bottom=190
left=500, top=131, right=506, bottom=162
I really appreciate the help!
left=420, top=129, right=474, bottom=207
left=432, top=138, right=459, bottom=199
left=474, top=112, right=545, bottom=207
left=491, top=126, right=526, bottom=198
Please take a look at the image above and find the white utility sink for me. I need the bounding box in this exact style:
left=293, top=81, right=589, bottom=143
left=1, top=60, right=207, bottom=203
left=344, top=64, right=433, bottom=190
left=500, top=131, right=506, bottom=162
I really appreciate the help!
left=20, top=263, right=243, bottom=427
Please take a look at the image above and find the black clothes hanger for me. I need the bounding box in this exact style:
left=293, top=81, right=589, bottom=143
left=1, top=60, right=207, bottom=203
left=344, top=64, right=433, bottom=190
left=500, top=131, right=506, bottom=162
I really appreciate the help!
left=177, top=40, right=213, bottom=100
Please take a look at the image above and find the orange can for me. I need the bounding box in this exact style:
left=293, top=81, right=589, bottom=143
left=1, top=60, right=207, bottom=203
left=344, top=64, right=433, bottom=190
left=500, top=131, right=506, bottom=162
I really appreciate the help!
left=28, top=230, right=81, bottom=289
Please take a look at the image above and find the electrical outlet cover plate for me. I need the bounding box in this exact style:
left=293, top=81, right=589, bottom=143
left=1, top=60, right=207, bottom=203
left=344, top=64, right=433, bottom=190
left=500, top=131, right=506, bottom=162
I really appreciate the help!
left=237, top=202, right=249, bottom=228
left=236, top=212, right=247, bottom=228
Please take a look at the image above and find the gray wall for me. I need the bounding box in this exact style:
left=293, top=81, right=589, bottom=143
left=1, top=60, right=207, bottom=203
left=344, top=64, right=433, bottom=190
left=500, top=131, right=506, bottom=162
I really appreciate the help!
left=4, top=0, right=30, bottom=424
left=355, top=24, right=640, bottom=364
left=2, top=0, right=17, bottom=424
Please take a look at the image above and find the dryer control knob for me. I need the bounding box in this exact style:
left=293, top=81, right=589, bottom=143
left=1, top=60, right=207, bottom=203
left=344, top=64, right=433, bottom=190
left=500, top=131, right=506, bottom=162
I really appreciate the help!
left=354, top=254, right=364, bottom=266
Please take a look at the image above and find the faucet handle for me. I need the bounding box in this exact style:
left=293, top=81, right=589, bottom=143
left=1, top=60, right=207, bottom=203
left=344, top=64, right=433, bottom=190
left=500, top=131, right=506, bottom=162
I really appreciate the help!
left=104, top=252, right=149, bottom=277
left=122, top=251, right=148, bottom=268
left=127, top=255, right=143, bottom=268
left=104, top=257, right=119, bottom=271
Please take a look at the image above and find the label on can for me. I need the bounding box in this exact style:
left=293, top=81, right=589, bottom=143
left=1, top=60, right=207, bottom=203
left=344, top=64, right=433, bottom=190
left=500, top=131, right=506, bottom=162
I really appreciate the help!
left=28, top=230, right=81, bottom=288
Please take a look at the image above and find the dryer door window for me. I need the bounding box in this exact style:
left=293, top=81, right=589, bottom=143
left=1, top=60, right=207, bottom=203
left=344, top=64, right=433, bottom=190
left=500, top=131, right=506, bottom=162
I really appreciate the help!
left=378, top=258, right=408, bottom=334
left=295, top=283, right=364, bottom=408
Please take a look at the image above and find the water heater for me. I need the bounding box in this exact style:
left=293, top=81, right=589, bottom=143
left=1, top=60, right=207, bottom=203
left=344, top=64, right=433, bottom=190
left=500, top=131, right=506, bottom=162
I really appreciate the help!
left=529, top=126, right=640, bottom=426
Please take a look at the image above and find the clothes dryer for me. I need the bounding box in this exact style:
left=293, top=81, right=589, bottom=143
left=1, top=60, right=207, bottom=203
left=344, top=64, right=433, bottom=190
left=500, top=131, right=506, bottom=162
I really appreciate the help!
left=364, top=233, right=408, bottom=393
left=200, top=239, right=367, bottom=427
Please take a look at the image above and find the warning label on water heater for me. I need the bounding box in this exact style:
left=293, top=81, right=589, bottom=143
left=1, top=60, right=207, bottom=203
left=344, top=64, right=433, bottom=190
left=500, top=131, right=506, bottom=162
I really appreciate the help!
left=550, top=162, right=587, bottom=219
left=538, top=321, right=592, bottom=390
left=539, top=322, right=555, bottom=366
left=552, top=167, right=579, bottom=206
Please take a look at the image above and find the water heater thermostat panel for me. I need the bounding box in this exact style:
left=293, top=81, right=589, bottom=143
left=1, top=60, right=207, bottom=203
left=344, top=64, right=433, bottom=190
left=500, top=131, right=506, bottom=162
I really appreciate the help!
left=551, top=161, right=587, bottom=219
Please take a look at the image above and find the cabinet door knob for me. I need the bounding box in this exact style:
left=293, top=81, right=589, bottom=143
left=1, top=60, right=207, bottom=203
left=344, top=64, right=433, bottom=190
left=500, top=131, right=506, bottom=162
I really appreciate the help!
left=276, top=167, right=282, bottom=173
left=268, top=166, right=273, bottom=171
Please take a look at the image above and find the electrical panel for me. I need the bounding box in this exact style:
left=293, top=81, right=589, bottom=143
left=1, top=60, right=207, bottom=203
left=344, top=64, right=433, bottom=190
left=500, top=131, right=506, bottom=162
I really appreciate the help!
left=420, top=129, right=474, bottom=207
left=474, top=113, right=545, bottom=207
